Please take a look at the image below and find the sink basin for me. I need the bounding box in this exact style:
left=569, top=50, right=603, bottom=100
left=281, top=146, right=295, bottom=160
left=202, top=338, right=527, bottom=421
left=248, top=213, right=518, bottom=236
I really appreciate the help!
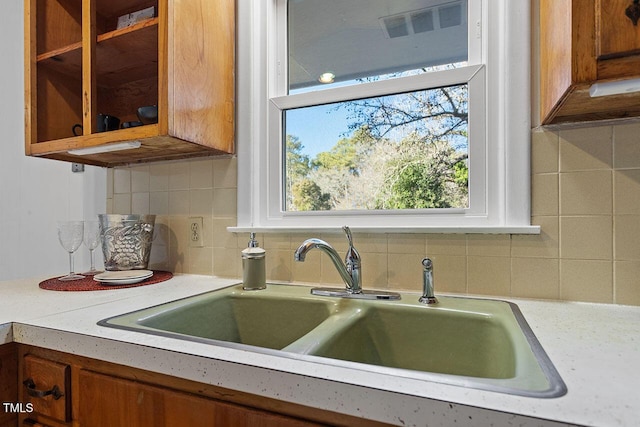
left=99, top=283, right=566, bottom=398
left=304, top=298, right=556, bottom=395
left=99, top=285, right=336, bottom=349
left=309, top=302, right=519, bottom=379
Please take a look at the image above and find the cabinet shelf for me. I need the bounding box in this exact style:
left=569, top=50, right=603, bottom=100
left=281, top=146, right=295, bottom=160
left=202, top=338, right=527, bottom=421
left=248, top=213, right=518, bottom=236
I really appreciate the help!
left=97, top=18, right=158, bottom=88
left=36, top=41, right=82, bottom=64
left=36, top=18, right=158, bottom=87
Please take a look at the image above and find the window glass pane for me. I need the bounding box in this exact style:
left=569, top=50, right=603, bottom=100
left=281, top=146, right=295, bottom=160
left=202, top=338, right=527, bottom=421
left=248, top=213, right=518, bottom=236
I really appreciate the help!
left=288, top=0, right=468, bottom=93
left=284, top=85, right=469, bottom=211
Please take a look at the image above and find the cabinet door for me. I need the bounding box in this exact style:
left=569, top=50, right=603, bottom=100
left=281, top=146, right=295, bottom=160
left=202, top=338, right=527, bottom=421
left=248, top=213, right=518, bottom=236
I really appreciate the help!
left=0, top=344, right=18, bottom=427
left=78, top=370, right=320, bottom=427
left=22, top=356, right=70, bottom=423
left=597, top=0, right=640, bottom=58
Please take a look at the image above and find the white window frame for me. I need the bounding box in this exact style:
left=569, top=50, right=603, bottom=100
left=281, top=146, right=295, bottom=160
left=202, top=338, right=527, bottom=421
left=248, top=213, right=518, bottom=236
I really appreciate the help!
left=233, top=0, right=539, bottom=234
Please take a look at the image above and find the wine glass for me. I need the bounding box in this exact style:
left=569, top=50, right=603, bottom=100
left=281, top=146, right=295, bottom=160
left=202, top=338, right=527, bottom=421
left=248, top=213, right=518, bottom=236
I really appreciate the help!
left=57, top=221, right=85, bottom=281
left=82, top=220, right=102, bottom=275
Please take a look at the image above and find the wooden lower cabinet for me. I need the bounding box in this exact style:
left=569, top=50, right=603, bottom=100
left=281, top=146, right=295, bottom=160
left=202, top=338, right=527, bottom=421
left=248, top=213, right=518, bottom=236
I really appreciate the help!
left=0, top=343, right=18, bottom=427
left=17, top=345, right=386, bottom=427
left=78, top=370, right=316, bottom=427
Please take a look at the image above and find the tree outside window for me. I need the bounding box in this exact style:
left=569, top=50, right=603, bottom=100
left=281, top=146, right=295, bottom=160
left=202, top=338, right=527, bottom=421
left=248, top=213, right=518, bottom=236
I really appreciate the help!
left=285, top=84, right=469, bottom=212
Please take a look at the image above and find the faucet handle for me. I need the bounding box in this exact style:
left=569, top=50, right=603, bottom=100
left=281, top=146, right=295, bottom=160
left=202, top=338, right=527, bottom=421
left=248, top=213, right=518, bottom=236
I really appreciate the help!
left=342, top=226, right=359, bottom=262
left=342, top=226, right=361, bottom=293
left=342, top=226, right=353, bottom=247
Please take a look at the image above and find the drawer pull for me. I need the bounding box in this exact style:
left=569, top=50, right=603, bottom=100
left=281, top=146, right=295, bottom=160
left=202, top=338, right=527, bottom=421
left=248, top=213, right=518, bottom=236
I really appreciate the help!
left=23, top=378, right=64, bottom=400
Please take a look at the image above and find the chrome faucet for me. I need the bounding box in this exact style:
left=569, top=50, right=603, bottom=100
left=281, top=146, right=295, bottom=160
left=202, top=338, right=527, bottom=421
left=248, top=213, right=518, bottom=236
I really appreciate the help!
left=419, top=257, right=438, bottom=304
left=294, top=227, right=361, bottom=293
left=294, top=226, right=400, bottom=300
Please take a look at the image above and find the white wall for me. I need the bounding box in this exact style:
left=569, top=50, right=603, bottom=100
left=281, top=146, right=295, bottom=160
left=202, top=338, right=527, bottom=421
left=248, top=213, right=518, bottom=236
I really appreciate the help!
left=0, top=0, right=106, bottom=281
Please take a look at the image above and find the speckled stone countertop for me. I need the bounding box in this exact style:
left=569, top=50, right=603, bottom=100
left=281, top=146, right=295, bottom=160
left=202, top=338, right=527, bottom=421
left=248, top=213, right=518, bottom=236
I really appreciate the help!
left=1, top=274, right=639, bottom=427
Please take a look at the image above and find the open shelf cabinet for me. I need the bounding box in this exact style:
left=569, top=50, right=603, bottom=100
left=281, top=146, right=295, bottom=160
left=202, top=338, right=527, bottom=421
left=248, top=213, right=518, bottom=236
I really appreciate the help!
left=25, top=0, right=235, bottom=167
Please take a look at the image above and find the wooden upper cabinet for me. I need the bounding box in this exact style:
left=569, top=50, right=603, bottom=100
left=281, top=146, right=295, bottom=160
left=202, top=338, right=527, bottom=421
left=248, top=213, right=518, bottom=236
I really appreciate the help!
left=24, top=0, right=235, bottom=167
left=540, top=0, right=640, bottom=125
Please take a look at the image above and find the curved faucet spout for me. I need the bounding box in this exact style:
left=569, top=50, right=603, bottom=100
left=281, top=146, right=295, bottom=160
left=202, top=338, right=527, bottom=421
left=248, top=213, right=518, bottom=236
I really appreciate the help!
left=294, top=228, right=399, bottom=300
left=294, top=238, right=358, bottom=292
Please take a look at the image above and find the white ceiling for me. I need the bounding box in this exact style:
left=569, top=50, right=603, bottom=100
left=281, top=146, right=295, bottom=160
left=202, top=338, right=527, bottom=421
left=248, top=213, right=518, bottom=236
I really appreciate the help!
left=288, top=0, right=468, bottom=90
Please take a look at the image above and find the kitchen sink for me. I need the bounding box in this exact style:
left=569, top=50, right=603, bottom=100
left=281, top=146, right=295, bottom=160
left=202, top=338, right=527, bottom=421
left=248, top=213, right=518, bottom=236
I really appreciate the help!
left=99, top=283, right=566, bottom=398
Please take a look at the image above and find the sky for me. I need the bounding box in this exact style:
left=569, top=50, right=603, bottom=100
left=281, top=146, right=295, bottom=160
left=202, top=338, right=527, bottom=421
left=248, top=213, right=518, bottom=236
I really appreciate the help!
left=285, top=103, right=354, bottom=158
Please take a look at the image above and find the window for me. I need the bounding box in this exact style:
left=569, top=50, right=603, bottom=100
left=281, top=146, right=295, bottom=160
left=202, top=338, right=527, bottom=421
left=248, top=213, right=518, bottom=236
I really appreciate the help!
left=235, top=0, right=538, bottom=233
left=284, top=84, right=469, bottom=212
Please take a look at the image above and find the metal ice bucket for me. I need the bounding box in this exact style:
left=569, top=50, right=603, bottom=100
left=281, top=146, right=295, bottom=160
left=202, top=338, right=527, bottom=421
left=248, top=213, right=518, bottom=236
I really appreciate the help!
left=98, top=214, right=155, bottom=271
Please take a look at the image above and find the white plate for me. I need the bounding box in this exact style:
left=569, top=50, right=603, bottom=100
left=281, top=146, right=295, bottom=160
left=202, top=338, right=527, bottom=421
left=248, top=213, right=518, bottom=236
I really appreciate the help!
left=93, top=274, right=153, bottom=285
left=93, top=270, right=153, bottom=285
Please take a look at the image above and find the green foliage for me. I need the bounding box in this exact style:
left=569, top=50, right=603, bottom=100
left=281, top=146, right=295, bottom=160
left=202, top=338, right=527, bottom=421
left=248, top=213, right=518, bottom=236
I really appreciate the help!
left=285, top=135, right=312, bottom=210
left=286, top=135, right=310, bottom=178
left=454, top=160, right=468, bottom=187
left=286, top=129, right=468, bottom=211
left=291, top=179, right=331, bottom=211
left=314, top=137, right=359, bottom=175
left=373, top=135, right=468, bottom=210
left=377, top=162, right=449, bottom=209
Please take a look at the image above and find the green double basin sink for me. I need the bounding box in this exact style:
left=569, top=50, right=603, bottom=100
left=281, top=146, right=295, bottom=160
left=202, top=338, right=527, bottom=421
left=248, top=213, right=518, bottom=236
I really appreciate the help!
left=99, top=284, right=566, bottom=398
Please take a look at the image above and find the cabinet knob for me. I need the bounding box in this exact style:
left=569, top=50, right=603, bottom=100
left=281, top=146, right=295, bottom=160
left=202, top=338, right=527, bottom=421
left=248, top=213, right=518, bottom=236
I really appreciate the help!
left=23, top=378, right=64, bottom=400
left=626, top=0, right=640, bottom=26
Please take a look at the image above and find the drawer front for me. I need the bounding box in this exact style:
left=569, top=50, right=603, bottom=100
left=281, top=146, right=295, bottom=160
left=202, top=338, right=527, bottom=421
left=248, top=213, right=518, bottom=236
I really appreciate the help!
left=23, top=355, right=70, bottom=423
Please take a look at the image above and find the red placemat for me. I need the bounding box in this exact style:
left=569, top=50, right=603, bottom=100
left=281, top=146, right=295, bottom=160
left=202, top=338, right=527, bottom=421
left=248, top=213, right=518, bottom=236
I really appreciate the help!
left=39, top=270, right=173, bottom=291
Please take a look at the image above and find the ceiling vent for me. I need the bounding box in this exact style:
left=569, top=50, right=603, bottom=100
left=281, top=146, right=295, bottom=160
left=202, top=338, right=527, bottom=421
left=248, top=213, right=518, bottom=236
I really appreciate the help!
left=380, top=1, right=463, bottom=39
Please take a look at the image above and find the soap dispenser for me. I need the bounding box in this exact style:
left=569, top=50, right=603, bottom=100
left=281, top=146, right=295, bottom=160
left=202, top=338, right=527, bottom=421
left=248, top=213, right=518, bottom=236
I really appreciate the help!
left=241, top=233, right=266, bottom=290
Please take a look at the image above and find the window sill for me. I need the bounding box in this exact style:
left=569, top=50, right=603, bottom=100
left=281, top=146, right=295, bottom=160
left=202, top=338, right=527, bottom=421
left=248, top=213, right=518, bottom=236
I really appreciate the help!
left=227, top=225, right=541, bottom=235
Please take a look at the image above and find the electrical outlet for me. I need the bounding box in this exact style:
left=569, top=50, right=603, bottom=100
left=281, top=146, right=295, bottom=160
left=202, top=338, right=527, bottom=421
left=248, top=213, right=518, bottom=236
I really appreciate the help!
left=189, top=217, right=204, bottom=247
